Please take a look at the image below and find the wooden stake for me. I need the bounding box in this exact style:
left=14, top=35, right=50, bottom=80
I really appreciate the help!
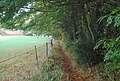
left=46, top=43, right=48, bottom=58
left=35, top=46, right=39, bottom=68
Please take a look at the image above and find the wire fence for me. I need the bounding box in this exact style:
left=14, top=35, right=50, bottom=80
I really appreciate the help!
left=0, top=42, right=52, bottom=64
left=0, top=41, right=53, bottom=80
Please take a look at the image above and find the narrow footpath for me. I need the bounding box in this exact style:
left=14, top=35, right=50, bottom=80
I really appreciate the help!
left=50, top=43, right=100, bottom=81
left=50, top=44, right=84, bottom=81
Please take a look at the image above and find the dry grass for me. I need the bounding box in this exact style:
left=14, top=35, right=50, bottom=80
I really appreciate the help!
left=0, top=45, right=48, bottom=81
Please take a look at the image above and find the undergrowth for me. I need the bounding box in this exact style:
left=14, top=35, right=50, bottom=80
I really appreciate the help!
left=95, top=7, right=120, bottom=81
left=29, top=62, right=64, bottom=81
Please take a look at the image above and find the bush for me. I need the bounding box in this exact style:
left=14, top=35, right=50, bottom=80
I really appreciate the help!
left=95, top=7, right=120, bottom=81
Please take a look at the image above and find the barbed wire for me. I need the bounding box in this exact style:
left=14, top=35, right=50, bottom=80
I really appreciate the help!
left=0, top=44, right=46, bottom=64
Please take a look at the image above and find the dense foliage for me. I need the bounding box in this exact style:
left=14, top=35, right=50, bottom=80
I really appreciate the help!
left=94, top=7, right=120, bottom=80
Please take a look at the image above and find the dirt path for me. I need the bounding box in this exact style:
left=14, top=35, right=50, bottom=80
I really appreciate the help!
left=51, top=43, right=100, bottom=81
left=0, top=46, right=47, bottom=81
left=57, top=46, right=84, bottom=81
left=50, top=44, right=84, bottom=81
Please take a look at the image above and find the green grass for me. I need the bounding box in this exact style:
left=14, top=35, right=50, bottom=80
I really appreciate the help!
left=0, top=36, right=49, bottom=62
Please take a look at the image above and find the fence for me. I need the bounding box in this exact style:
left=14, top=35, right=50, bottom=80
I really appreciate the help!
left=0, top=41, right=53, bottom=80
left=0, top=42, right=51, bottom=63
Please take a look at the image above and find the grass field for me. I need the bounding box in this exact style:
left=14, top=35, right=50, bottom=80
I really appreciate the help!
left=0, top=36, right=49, bottom=62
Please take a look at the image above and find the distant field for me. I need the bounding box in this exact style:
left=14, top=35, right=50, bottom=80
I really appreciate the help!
left=0, top=36, right=49, bottom=62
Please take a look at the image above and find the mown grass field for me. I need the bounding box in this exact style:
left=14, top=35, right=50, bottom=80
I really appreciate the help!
left=0, top=36, right=49, bottom=62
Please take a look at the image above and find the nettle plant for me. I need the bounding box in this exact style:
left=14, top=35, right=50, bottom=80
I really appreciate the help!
left=41, top=63, right=64, bottom=81
left=95, top=7, right=120, bottom=81
left=30, top=63, right=64, bottom=81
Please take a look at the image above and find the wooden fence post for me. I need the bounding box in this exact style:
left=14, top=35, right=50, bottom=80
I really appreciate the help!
left=46, top=42, right=49, bottom=58
left=35, top=46, right=39, bottom=68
